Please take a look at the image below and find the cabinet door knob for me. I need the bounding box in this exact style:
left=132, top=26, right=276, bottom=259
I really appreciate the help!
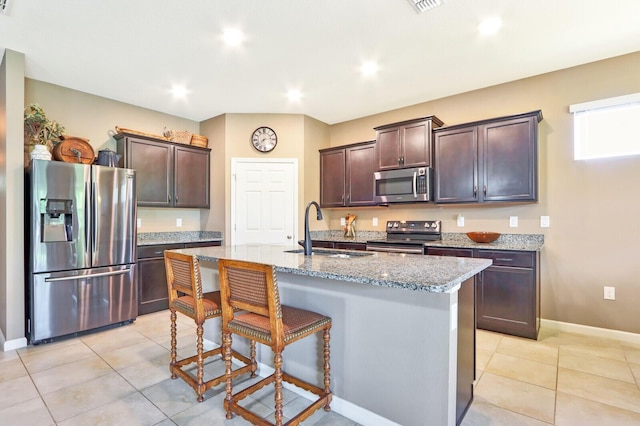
left=483, top=185, right=487, bottom=196
left=473, top=186, right=478, bottom=197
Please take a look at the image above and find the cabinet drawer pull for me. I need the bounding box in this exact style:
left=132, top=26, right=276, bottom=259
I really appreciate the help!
left=496, top=258, right=514, bottom=262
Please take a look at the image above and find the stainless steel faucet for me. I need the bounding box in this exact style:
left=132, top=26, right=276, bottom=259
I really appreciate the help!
left=299, top=201, right=323, bottom=255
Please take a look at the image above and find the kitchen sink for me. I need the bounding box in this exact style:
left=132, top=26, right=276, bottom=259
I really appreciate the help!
left=284, top=249, right=373, bottom=258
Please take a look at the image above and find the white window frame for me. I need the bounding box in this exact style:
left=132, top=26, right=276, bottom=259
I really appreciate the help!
left=570, top=93, right=640, bottom=160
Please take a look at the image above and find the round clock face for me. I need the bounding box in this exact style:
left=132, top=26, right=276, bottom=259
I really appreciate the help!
left=251, top=127, right=277, bottom=152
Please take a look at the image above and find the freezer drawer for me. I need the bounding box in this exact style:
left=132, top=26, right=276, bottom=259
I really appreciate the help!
left=29, top=265, right=137, bottom=344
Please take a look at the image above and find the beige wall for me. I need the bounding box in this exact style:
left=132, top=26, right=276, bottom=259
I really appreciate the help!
left=328, top=51, right=640, bottom=333
left=199, top=114, right=227, bottom=233
left=25, top=79, right=204, bottom=232
left=1, top=50, right=26, bottom=349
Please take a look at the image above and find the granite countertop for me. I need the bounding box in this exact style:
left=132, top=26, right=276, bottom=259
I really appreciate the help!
left=310, top=231, right=544, bottom=252
left=176, top=244, right=491, bottom=294
left=137, top=231, right=223, bottom=246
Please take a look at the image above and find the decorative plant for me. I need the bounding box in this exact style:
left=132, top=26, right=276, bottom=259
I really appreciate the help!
left=24, top=103, right=65, bottom=147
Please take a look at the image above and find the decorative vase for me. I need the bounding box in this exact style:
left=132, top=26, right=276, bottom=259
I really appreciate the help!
left=30, top=144, right=52, bottom=161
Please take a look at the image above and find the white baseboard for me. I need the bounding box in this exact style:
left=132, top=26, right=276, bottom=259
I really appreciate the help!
left=2, top=336, right=28, bottom=352
left=541, top=319, right=640, bottom=345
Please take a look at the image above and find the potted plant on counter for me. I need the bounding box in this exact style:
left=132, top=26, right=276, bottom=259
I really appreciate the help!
left=24, top=103, right=65, bottom=161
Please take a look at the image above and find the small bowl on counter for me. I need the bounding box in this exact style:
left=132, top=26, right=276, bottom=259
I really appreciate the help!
left=466, top=232, right=501, bottom=243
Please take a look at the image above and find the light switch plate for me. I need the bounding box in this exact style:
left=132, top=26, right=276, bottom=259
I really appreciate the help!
left=340, top=218, right=346, bottom=226
left=372, top=217, right=378, bottom=226
left=540, top=216, right=550, bottom=228
left=509, top=216, right=518, bottom=227
left=137, top=218, right=142, bottom=227
left=176, top=218, right=182, bottom=227
left=457, top=215, right=464, bottom=227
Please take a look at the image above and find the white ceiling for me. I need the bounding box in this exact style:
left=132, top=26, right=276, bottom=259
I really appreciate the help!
left=2, top=0, right=640, bottom=124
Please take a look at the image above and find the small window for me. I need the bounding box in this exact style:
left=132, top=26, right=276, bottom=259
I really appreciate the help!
left=570, top=93, right=640, bottom=160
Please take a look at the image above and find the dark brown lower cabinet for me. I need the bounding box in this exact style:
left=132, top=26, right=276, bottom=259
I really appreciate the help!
left=137, top=241, right=222, bottom=315
left=426, top=246, right=540, bottom=339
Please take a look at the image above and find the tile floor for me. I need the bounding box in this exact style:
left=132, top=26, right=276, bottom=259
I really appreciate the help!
left=1, top=311, right=639, bottom=425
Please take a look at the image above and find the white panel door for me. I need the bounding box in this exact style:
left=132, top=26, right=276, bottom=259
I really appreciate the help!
left=232, top=158, right=298, bottom=245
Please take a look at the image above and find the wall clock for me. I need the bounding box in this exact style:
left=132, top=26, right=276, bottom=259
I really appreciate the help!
left=251, top=126, right=277, bottom=153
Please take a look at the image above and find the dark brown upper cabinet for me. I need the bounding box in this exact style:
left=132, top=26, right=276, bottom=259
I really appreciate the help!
left=433, top=110, right=542, bottom=204
left=374, top=116, right=443, bottom=171
left=320, top=141, right=376, bottom=207
left=115, top=133, right=211, bottom=208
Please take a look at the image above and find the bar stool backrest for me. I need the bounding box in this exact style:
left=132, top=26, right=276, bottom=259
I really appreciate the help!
left=164, top=251, right=206, bottom=324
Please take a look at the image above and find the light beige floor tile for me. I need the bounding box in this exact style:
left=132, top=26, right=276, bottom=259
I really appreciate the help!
left=17, top=338, right=78, bottom=356
left=142, top=377, right=201, bottom=417
left=42, top=371, right=137, bottom=422
left=81, top=324, right=149, bottom=354
left=555, top=391, right=640, bottom=425
left=57, top=391, right=167, bottom=426
left=100, top=338, right=169, bottom=370
left=0, top=375, right=41, bottom=410
left=539, top=330, right=622, bottom=349
left=476, top=330, right=502, bottom=352
left=0, top=358, right=28, bottom=383
left=31, top=355, right=114, bottom=395
left=169, top=391, right=247, bottom=425
left=0, top=348, right=19, bottom=363
left=474, top=372, right=556, bottom=423
left=559, top=343, right=627, bottom=362
left=19, top=340, right=95, bottom=374
left=0, top=396, right=55, bottom=426
left=630, top=362, right=640, bottom=387
left=462, top=399, right=550, bottom=426
left=557, top=367, right=640, bottom=414
left=135, top=314, right=195, bottom=340
left=559, top=347, right=635, bottom=383
left=118, top=353, right=173, bottom=390
left=486, top=352, right=557, bottom=390
left=476, top=347, right=493, bottom=372
left=496, top=335, right=559, bottom=365
left=623, top=345, right=640, bottom=365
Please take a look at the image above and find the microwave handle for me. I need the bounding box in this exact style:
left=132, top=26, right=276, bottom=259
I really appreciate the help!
left=413, top=171, right=417, bottom=198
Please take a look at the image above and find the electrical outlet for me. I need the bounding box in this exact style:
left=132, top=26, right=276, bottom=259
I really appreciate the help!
left=137, top=218, right=142, bottom=228
left=457, top=215, right=464, bottom=227
left=540, top=216, right=550, bottom=228
left=373, top=217, right=378, bottom=226
left=509, top=216, right=518, bottom=227
left=340, top=218, right=346, bottom=226
left=176, top=218, right=182, bottom=227
left=604, top=286, right=615, bottom=300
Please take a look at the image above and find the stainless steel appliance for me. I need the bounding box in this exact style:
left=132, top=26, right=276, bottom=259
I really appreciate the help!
left=366, top=220, right=441, bottom=254
left=26, top=159, right=137, bottom=344
left=373, top=167, right=432, bottom=204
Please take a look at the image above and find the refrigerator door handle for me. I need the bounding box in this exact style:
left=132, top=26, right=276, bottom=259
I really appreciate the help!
left=84, top=182, right=91, bottom=258
left=92, top=181, right=97, bottom=257
left=44, top=268, right=132, bottom=282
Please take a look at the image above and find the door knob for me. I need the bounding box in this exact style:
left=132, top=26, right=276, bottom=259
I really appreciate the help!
left=287, top=235, right=292, bottom=239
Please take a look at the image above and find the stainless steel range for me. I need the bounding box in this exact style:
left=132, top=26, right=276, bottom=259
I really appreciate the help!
left=366, top=220, right=441, bottom=254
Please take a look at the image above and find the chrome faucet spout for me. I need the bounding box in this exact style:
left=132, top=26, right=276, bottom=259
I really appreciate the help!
left=301, top=201, right=323, bottom=255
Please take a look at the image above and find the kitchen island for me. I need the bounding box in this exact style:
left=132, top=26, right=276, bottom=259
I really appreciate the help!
left=172, top=244, right=491, bottom=426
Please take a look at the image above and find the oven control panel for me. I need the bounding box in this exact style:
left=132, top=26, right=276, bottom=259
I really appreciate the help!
left=386, top=220, right=441, bottom=234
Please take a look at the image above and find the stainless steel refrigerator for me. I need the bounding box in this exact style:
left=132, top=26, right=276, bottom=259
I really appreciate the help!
left=26, top=159, right=137, bottom=344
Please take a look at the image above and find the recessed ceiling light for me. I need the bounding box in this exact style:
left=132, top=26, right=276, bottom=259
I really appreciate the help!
left=478, top=16, right=502, bottom=36
left=286, top=89, right=302, bottom=102
left=360, top=61, right=379, bottom=77
left=171, top=85, right=189, bottom=98
left=222, top=28, right=245, bottom=47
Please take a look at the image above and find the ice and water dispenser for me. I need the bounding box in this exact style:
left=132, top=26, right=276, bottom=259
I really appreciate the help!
left=40, top=199, right=73, bottom=242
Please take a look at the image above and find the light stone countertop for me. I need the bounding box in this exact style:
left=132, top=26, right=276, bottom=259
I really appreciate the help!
left=310, top=231, right=544, bottom=252
left=175, top=244, right=492, bottom=293
left=137, top=231, right=223, bottom=246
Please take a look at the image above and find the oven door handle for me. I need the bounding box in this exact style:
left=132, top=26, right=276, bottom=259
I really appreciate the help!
left=367, top=245, right=424, bottom=254
left=413, top=171, right=418, bottom=198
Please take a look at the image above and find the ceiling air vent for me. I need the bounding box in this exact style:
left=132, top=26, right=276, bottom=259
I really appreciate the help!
left=407, top=0, right=444, bottom=13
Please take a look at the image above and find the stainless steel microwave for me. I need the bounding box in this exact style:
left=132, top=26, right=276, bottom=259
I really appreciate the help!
left=373, top=167, right=432, bottom=204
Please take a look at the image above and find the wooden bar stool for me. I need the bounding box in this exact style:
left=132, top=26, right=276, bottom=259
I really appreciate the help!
left=164, top=251, right=256, bottom=402
left=218, top=258, right=332, bottom=426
